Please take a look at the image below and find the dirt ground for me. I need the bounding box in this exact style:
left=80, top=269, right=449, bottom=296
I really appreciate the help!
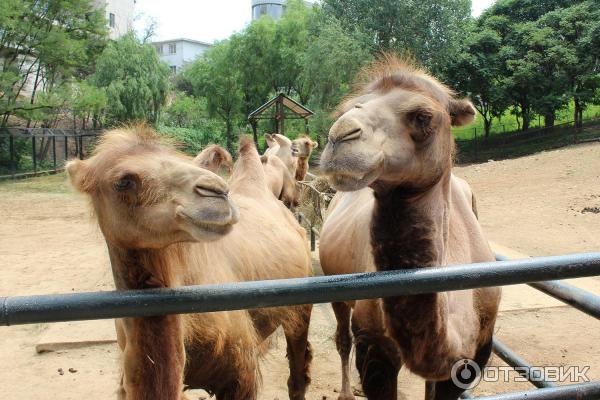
left=1, top=142, right=599, bottom=399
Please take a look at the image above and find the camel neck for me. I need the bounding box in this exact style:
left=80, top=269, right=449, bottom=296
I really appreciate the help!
left=370, top=175, right=450, bottom=271
left=107, top=242, right=188, bottom=290
left=369, top=176, right=451, bottom=365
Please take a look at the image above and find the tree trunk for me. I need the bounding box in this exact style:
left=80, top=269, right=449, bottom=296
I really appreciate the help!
left=225, top=119, right=233, bottom=154
left=483, top=117, right=492, bottom=139
left=574, top=98, right=581, bottom=129
left=543, top=112, right=555, bottom=129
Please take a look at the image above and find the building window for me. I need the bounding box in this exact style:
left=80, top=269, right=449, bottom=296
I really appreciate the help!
left=170, top=65, right=177, bottom=74
left=109, top=13, right=115, bottom=28
left=155, top=44, right=163, bottom=55
left=168, top=43, right=176, bottom=54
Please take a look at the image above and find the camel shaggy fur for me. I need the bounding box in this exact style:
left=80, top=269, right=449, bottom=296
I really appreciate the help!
left=67, top=127, right=313, bottom=400
left=319, top=55, right=500, bottom=400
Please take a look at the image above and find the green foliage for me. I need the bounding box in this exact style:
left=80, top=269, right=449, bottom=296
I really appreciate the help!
left=162, top=93, right=207, bottom=128
left=156, top=123, right=227, bottom=156
left=92, top=33, right=170, bottom=125
left=71, top=82, right=108, bottom=129
left=183, top=40, right=243, bottom=152
left=322, top=0, right=471, bottom=75
left=0, top=0, right=108, bottom=127
left=447, top=0, right=600, bottom=135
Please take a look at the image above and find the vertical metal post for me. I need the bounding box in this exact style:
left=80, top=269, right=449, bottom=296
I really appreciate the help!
left=9, top=135, right=15, bottom=178
left=64, top=136, right=68, bottom=161
left=473, top=127, right=478, bottom=161
left=78, top=135, right=83, bottom=160
left=52, top=136, right=57, bottom=171
left=310, top=227, right=316, bottom=252
left=32, top=136, right=37, bottom=174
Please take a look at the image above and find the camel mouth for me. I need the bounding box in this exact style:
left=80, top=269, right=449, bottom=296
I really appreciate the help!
left=291, top=148, right=299, bottom=156
left=176, top=205, right=239, bottom=241
left=326, top=168, right=380, bottom=192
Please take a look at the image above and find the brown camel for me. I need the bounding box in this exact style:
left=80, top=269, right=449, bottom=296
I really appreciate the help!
left=193, top=144, right=233, bottom=175
left=291, top=135, right=318, bottom=181
left=319, top=55, right=501, bottom=400
left=67, top=127, right=313, bottom=400
left=261, top=154, right=298, bottom=208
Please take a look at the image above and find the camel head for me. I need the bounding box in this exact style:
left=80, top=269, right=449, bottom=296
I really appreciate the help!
left=320, top=55, right=476, bottom=192
left=66, top=126, right=239, bottom=249
left=193, top=144, right=233, bottom=175
left=291, top=135, right=318, bottom=158
left=265, top=133, right=278, bottom=149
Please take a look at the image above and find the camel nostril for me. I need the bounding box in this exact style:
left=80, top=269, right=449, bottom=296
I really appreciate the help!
left=340, top=127, right=362, bottom=142
left=195, top=185, right=228, bottom=198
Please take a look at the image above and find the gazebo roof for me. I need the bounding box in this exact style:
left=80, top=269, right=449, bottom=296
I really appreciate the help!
left=248, top=93, right=314, bottom=121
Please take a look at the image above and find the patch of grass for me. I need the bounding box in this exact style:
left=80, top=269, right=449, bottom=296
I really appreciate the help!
left=456, top=124, right=600, bottom=163
left=452, top=103, right=600, bottom=140
left=0, top=172, right=71, bottom=194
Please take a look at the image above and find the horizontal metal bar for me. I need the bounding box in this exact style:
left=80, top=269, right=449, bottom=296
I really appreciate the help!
left=528, top=281, right=600, bottom=320
left=2, top=253, right=600, bottom=326
left=473, top=381, right=600, bottom=399
left=492, top=339, right=555, bottom=389
left=495, top=254, right=600, bottom=320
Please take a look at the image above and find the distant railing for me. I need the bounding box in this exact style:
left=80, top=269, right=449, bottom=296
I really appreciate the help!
left=0, top=128, right=103, bottom=180
left=455, top=117, right=600, bottom=163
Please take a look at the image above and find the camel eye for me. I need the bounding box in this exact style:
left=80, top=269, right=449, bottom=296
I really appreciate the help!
left=114, top=174, right=138, bottom=192
left=413, top=111, right=432, bottom=128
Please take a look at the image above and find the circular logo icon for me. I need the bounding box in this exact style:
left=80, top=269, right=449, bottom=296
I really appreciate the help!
left=451, top=358, right=482, bottom=390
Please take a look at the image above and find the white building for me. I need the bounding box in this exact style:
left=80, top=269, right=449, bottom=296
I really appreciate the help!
left=251, top=0, right=313, bottom=21
left=152, top=39, right=212, bottom=74
left=94, top=0, right=136, bottom=39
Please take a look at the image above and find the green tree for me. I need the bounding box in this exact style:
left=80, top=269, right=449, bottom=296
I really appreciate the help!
left=447, top=21, right=509, bottom=137
left=92, top=33, right=170, bottom=124
left=541, top=1, right=600, bottom=128
left=322, top=0, right=471, bottom=75
left=0, top=0, right=108, bottom=126
left=301, top=11, right=373, bottom=143
left=184, top=40, right=243, bottom=152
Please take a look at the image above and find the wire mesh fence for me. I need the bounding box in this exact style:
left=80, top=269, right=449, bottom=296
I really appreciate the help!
left=455, top=118, right=600, bottom=163
left=0, top=128, right=102, bottom=179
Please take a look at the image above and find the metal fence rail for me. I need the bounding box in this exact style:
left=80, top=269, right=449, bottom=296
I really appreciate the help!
left=2, top=253, right=600, bottom=326
left=0, top=128, right=102, bottom=179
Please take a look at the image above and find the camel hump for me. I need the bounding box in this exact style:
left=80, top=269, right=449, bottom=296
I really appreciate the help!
left=230, top=136, right=268, bottom=195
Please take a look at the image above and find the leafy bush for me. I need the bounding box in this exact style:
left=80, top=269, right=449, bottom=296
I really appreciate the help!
left=156, top=122, right=227, bottom=156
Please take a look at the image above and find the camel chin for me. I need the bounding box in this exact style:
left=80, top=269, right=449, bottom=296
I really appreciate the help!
left=176, top=203, right=239, bottom=242
left=327, top=170, right=379, bottom=192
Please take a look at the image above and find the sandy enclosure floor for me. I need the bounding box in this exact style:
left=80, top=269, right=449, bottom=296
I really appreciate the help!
left=1, top=142, right=600, bottom=399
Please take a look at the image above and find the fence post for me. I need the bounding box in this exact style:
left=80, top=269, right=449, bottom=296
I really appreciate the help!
left=52, top=136, right=57, bottom=171
left=9, top=135, right=15, bottom=178
left=78, top=135, right=83, bottom=160
left=64, top=136, right=68, bottom=161
left=473, top=127, right=478, bottom=161
left=32, top=136, right=37, bottom=174
left=310, top=227, right=316, bottom=252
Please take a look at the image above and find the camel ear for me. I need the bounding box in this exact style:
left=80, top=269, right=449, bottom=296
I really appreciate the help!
left=312, top=140, right=318, bottom=149
left=66, top=159, right=91, bottom=193
left=449, top=99, right=476, bottom=127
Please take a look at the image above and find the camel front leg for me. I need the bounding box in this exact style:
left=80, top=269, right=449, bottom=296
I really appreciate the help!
left=283, top=304, right=313, bottom=400
left=332, top=301, right=355, bottom=400
left=121, top=315, right=186, bottom=400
